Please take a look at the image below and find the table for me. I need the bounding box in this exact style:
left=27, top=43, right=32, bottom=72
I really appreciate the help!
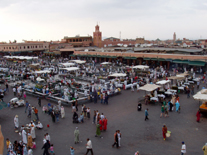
left=157, top=94, right=165, bottom=98
left=150, top=97, right=158, bottom=101
left=178, top=87, right=184, bottom=90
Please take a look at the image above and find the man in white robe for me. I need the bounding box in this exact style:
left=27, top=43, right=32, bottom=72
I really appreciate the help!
left=22, top=129, right=27, bottom=144
left=30, top=125, right=36, bottom=139
left=14, top=115, right=19, bottom=130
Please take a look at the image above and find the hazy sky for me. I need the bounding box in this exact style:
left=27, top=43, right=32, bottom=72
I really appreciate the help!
left=0, top=0, right=207, bottom=42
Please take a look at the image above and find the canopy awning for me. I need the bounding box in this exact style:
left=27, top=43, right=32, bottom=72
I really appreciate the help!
left=143, top=58, right=150, bottom=60
left=158, top=58, right=166, bottom=61
left=173, top=60, right=189, bottom=64
left=188, top=61, right=205, bottom=66
left=156, top=80, right=170, bottom=85
left=193, top=89, right=207, bottom=101
left=168, top=76, right=185, bottom=80
left=139, top=84, right=161, bottom=92
left=151, top=58, right=157, bottom=61
left=70, top=60, right=86, bottom=64
left=123, top=57, right=137, bottom=60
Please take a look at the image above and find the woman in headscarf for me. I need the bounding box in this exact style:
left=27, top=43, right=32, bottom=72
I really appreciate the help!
left=27, top=134, right=33, bottom=148
left=74, top=127, right=79, bottom=144
left=202, top=143, right=207, bottom=155
left=95, top=123, right=101, bottom=137
left=162, top=125, right=168, bottom=140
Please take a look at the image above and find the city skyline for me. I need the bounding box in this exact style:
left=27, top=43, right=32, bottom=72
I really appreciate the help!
left=0, top=0, right=207, bottom=42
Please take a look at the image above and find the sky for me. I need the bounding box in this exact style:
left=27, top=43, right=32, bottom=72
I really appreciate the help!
left=0, top=0, right=207, bottom=42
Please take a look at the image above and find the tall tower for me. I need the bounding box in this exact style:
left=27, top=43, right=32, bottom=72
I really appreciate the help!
left=93, top=24, right=102, bottom=47
left=173, top=32, right=176, bottom=42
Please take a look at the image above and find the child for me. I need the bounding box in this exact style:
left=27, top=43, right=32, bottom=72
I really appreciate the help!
left=70, top=146, right=75, bottom=155
left=50, top=144, right=55, bottom=155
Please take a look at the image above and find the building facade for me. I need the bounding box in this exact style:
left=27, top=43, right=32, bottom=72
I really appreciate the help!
left=62, top=36, right=93, bottom=47
left=0, top=41, right=49, bottom=55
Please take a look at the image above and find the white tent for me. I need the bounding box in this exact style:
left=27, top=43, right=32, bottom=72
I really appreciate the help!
left=58, top=63, right=75, bottom=67
left=132, top=65, right=149, bottom=70
left=193, top=89, right=207, bottom=101
left=108, top=73, right=127, bottom=77
left=139, top=84, right=161, bottom=92
left=70, top=60, right=86, bottom=64
left=59, top=67, right=80, bottom=72
left=35, top=70, right=51, bottom=74
left=101, top=62, right=112, bottom=65
left=156, top=80, right=170, bottom=85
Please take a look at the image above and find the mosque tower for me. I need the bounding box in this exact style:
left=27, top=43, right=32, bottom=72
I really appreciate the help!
left=173, top=32, right=176, bottom=42
left=93, top=24, right=102, bottom=47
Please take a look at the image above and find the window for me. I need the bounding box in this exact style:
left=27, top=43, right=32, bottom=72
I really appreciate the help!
left=27, top=46, right=30, bottom=49
left=45, top=46, right=47, bottom=48
left=24, top=46, right=25, bottom=49
left=4, top=47, right=5, bottom=49
left=20, top=47, right=21, bottom=49
left=36, top=46, right=37, bottom=48
left=9, top=47, right=11, bottom=49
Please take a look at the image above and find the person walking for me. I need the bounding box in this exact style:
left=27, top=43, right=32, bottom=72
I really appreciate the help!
left=42, top=140, right=50, bottom=155
left=34, top=107, right=39, bottom=121
left=145, top=109, right=149, bottom=121
left=74, top=127, right=79, bottom=144
left=104, top=94, right=108, bottom=104
left=25, top=101, right=29, bottom=113
left=181, top=141, right=186, bottom=155
left=187, top=88, right=190, bottom=98
left=28, top=104, right=31, bottom=118
left=61, top=106, right=65, bottom=118
left=13, top=87, right=16, bottom=96
left=103, top=117, right=108, bottom=131
left=85, top=138, right=93, bottom=155
left=160, top=105, right=165, bottom=118
left=38, top=97, right=41, bottom=107
left=117, top=130, right=121, bottom=147
left=100, top=93, right=103, bottom=104
left=112, top=130, right=119, bottom=148
left=196, top=110, right=201, bottom=123
left=95, top=123, right=102, bottom=138
left=14, top=115, right=19, bottom=131
left=162, top=125, right=167, bottom=140
left=175, top=101, right=180, bottom=113
left=202, top=143, right=207, bottom=155
left=51, top=111, right=56, bottom=123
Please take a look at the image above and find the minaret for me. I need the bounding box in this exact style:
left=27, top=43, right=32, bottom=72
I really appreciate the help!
left=173, top=32, right=176, bottom=42
left=93, top=24, right=102, bottom=47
